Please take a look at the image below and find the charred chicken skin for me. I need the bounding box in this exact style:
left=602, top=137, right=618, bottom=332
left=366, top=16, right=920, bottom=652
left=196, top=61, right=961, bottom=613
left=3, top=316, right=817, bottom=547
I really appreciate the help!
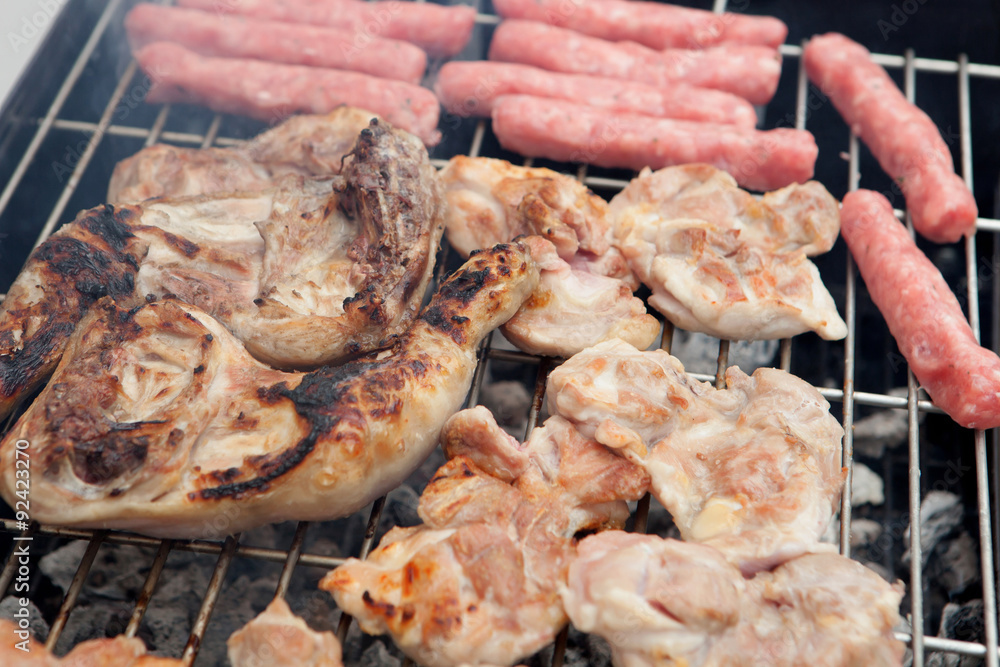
left=0, top=242, right=538, bottom=538
left=0, top=118, right=443, bottom=419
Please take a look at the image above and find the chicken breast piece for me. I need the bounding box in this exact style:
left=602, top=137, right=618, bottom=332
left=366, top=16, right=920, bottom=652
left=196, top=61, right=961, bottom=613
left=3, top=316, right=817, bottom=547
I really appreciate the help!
left=440, top=156, right=657, bottom=356
left=547, top=339, right=845, bottom=574
left=0, top=619, right=181, bottom=665
left=322, top=406, right=648, bottom=667
left=228, top=598, right=343, bottom=667
left=610, top=164, right=846, bottom=341
left=563, top=532, right=905, bottom=667
left=0, top=119, right=443, bottom=420
left=501, top=237, right=660, bottom=357
left=0, top=242, right=538, bottom=538
left=108, top=108, right=378, bottom=203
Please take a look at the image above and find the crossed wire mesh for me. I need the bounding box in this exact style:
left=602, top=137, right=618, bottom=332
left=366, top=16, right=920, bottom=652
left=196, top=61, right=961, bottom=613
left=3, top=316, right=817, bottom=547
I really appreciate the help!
left=0, top=0, right=998, bottom=664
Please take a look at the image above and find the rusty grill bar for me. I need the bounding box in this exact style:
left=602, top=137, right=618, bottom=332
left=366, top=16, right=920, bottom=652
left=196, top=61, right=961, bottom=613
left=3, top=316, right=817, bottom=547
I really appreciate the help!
left=1, top=0, right=999, bottom=664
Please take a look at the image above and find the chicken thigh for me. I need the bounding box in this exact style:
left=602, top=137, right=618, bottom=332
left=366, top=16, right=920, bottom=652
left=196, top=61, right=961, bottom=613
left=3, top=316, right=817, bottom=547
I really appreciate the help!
left=547, top=339, right=845, bottom=574
left=563, top=531, right=904, bottom=667
left=439, top=156, right=658, bottom=356
left=322, top=406, right=648, bottom=667
left=610, top=164, right=846, bottom=340
left=0, top=242, right=538, bottom=537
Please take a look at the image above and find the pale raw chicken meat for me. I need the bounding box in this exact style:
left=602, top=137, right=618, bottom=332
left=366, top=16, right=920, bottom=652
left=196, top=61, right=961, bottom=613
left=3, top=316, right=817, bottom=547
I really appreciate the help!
left=563, top=531, right=905, bottom=667
left=501, top=236, right=660, bottom=356
left=547, top=339, right=845, bottom=574
left=0, top=242, right=538, bottom=538
left=610, top=164, right=846, bottom=341
left=0, top=619, right=181, bottom=665
left=227, top=597, right=343, bottom=666
left=0, top=118, right=443, bottom=420
left=439, top=156, right=657, bottom=356
left=322, top=406, right=648, bottom=666
left=108, top=108, right=378, bottom=203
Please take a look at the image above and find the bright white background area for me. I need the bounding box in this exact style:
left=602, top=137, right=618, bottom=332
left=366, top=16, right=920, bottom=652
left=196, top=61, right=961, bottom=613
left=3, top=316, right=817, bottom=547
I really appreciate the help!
left=0, top=0, right=65, bottom=110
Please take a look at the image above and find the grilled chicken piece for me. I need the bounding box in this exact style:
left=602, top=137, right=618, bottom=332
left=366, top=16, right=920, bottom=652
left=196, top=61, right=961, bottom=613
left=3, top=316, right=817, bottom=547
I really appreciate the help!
left=439, top=156, right=657, bottom=356
left=547, top=339, right=845, bottom=574
left=108, top=108, right=377, bottom=203
left=563, top=532, right=905, bottom=667
left=0, top=119, right=443, bottom=419
left=228, top=598, right=343, bottom=667
left=501, top=236, right=660, bottom=357
left=322, top=406, right=648, bottom=667
left=0, top=242, right=538, bottom=538
left=0, top=619, right=181, bottom=665
left=610, top=163, right=846, bottom=341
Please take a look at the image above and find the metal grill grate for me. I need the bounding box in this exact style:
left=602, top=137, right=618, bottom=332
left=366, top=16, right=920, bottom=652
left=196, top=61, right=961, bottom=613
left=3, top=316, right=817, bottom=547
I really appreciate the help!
left=1, top=0, right=1000, bottom=665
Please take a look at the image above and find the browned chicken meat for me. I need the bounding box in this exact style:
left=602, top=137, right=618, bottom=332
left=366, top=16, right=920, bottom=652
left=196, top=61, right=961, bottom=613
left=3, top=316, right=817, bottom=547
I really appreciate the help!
left=563, top=531, right=905, bottom=667
left=0, top=242, right=538, bottom=537
left=547, top=339, right=845, bottom=574
left=0, top=119, right=443, bottom=419
left=610, top=164, right=846, bottom=341
left=439, top=156, right=659, bottom=356
left=227, top=597, right=343, bottom=667
left=108, top=108, right=377, bottom=203
left=321, top=406, right=648, bottom=667
left=0, top=619, right=181, bottom=665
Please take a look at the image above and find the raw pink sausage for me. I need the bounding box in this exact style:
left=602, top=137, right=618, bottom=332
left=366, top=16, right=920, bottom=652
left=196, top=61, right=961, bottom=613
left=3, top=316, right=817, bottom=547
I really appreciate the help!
left=804, top=33, right=977, bottom=243
left=492, top=0, right=787, bottom=49
left=840, top=190, right=1000, bottom=429
left=125, top=4, right=428, bottom=84
left=435, top=61, right=758, bottom=128
left=489, top=20, right=781, bottom=106
left=177, top=0, right=476, bottom=58
left=491, top=95, right=816, bottom=192
left=136, top=42, right=441, bottom=145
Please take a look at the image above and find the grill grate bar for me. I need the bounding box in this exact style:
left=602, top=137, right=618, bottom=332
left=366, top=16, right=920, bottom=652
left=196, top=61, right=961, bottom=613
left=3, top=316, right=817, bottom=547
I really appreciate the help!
left=125, top=539, right=174, bottom=639
left=898, top=632, right=1000, bottom=658
left=180, top=533, right=241, bottom=665
left=0, top=0, right=127, bottom=223
left=335, top=495, right=388, bottom=645
left=32, top=61, right=139, bottom=250
left=274, top=521, right=310, bottom=600
left=44, top=532, right=106, bottom=652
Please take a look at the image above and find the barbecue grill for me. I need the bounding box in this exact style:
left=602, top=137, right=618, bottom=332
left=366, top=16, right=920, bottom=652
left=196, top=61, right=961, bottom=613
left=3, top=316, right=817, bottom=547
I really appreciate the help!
left=1, top=0, right=999, bottom=664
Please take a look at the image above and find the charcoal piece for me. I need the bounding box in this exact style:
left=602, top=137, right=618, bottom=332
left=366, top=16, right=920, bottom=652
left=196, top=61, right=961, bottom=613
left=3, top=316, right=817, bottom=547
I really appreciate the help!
left=851, top=518, right=884, bottom=548
left=0, top=596, right=48, bottom=643
left=904, top=491, right=963, bottom=561
left=670, top=330, right=779, bottom=376
left=927, top=600, right=985, bottom=667
left=928, top=531, right=980, bottom=598
left=480, top=378, right=532, bottom=437
left=360, top=639, right=403, bottom=667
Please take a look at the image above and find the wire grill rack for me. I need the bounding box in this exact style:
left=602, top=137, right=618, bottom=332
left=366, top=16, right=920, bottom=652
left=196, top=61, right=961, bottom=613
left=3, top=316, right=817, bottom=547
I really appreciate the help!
left=1, top=0, right=1000, bottom=664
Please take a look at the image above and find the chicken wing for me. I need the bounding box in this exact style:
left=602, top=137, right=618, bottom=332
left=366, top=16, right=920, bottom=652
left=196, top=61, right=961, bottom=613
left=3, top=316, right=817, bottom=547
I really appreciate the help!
left=227, top=597, right=343, bottom=667
left=108, top=108, right=377, bottom=203
left=439, top=156, right=657, bottom=356
left=610, top=164, right=846, bottom=341
left=321, top=406, right=648, bottom=667
left=0, top=118, right=443, bottom=419
left=547, top=339, right=845, bottom=574
left=563, top=531, right=904, bottom=667
left=0, top=242, right=538, bottom=537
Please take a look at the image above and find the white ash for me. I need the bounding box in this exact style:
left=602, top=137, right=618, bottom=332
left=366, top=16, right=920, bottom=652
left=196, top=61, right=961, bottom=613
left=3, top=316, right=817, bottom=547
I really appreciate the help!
left=927, top=530, right=980, bottom=598
left=0, top=596, right=48, bottom=643
left=852, top=387, right=921, bottom=459
left=851, top=462, right=885, bottom=506
left=850, top=518, right=884, bottom=549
